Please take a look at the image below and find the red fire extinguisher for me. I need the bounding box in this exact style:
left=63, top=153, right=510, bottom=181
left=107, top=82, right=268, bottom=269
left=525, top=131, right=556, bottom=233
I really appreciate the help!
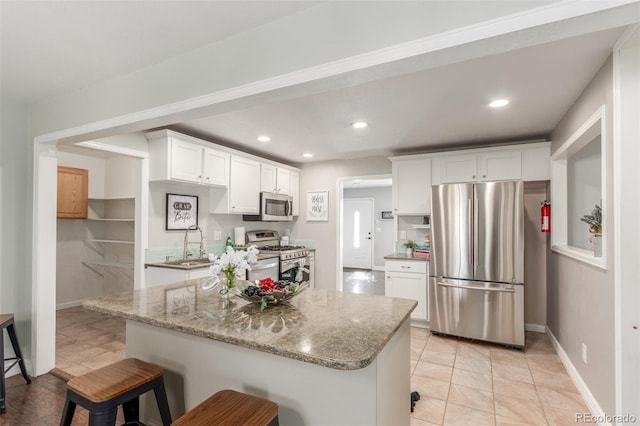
left=541, top=201, right=551, bottom=233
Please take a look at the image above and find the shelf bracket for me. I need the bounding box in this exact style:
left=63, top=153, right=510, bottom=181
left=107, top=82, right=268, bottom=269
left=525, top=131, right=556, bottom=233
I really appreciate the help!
left=81, top=262, right=105, bottom=278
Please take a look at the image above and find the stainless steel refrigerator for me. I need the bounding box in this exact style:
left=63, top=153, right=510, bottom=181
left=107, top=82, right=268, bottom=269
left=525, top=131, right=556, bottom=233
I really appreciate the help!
left=429, top=181, right=525, bottom=347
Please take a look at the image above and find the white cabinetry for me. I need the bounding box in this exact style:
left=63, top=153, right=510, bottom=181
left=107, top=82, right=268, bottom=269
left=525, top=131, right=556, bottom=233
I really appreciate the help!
left=429, top=143, right=550, bottom=185
left=290, top=170, right=300, bottom=216
left=211, top=156, right=261, bottom=214
left=147, top=130, right=229, bottom=187
left=261, top=164, right=291, bottom=194
left=385, top=260, right=428, bottom=324
left=392, top=158, right=431, bottom=215
left=435, top=150, right=522, bottom=184
left=145, top=266, right=210, bottom=287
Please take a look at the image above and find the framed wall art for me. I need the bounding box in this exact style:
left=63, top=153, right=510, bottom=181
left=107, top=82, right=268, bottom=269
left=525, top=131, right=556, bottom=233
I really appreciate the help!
left=381, top=211, right=394, bottom=220
left=166, top=193, right=198, bottom=230
left=307, top=190, right=329, bottom=221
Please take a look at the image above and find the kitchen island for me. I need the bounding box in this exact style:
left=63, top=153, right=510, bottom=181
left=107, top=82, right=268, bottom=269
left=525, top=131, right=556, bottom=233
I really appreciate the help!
left=85, top=278, right=416, bottom=425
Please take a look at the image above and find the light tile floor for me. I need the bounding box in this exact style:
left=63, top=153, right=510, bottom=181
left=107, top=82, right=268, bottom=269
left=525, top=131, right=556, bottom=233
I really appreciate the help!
left=55, top=308, right=590, bottom=425
left=55, top=306, right=126, bottom=376
left=410, top=328, right=591, bottom=426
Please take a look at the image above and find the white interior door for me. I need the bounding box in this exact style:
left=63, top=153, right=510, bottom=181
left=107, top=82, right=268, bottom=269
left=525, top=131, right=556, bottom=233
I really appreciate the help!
left=343, top=198, right=373, bottom=269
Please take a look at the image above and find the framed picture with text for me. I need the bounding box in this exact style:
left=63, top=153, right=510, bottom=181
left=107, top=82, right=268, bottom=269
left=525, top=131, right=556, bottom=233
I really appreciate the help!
left=306, top=190, right=329, bottom=221
left=166, top=193, right=198, bottom=230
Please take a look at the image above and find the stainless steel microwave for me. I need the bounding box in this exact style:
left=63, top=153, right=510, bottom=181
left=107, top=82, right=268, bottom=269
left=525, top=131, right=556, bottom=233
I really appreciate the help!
left=243, top=192, right=293, bottom=222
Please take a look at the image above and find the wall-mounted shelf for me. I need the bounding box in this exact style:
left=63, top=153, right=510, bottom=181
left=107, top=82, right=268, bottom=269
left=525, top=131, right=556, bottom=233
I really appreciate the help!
left=86, top=218, right=134, bottom=222
left=411, top=224, right=431, bottom=229
left=86, top=239, right=134, bottom=245
left=84, top=260, right=134, bottom=268
left=89, top=196, right=134, bottom=201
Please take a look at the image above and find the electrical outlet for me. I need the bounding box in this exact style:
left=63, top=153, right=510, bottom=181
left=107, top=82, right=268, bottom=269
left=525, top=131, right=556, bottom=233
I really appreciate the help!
left=582, top=343, right=588, bottom=364
left=213, top=231, right=222, bottom=241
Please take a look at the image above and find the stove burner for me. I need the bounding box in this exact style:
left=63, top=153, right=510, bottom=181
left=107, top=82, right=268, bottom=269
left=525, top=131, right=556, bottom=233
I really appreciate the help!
left=260, top=245, right=306, bottom=251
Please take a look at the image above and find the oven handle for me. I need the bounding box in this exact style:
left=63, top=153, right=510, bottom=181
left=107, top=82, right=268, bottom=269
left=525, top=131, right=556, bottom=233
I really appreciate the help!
left=251, top=262, right=279, bottom=271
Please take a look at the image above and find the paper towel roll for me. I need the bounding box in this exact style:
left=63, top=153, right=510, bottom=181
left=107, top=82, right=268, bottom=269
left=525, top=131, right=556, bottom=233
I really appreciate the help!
left=234, top=227, right=246, bottom=245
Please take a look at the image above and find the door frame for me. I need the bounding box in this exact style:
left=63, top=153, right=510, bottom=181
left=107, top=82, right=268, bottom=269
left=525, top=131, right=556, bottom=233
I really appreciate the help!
left=342, top=197, right=375, bottom=270
left=336, top=174, right=391, bottom=292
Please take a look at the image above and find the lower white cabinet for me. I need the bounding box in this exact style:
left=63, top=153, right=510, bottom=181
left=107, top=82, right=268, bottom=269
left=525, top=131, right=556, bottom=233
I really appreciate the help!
left=385, top=260, right=428, bottom=324
left=145, top=266, right=211, bottom=287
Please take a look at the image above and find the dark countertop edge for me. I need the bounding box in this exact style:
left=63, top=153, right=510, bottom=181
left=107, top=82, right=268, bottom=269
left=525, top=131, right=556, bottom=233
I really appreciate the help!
left=83, top=297, right=416, bottom=371
left=384, top=253, right=429, bottom=262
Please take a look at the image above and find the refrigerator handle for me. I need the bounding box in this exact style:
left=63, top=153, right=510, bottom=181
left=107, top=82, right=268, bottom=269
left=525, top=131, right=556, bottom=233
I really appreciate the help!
left=468, top=199, right=473, bottom=265
left=474, top=195, right=479, bottom=276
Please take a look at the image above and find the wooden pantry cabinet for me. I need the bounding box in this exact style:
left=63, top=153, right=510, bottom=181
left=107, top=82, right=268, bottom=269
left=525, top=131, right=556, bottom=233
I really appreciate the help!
left=57, top=166, right=88, bottom=219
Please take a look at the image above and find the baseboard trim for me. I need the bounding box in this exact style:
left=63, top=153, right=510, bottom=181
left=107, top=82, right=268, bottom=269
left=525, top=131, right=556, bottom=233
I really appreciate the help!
left=525, top=323, right=546, bottom=333
left=56, top=300, right=83, bottom=310
left=546, top=326, right=609, bottom=426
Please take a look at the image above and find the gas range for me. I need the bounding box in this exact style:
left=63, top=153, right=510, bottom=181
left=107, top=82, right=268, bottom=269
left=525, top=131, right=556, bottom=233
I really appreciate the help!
left=246, top=230, right=308, bottom=260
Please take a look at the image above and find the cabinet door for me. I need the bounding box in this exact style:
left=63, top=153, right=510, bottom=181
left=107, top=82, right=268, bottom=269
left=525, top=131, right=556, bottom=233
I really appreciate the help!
left=440, top=154, right=478, bottom=183
left=57, top=166, right=88, bottom=219
left=202, top=148, right=229, bottom=187
left=260, top=163, right=277, bottom=193
left=289, top=170, right=300, bottom=215
left=392, top=158, right=431, bottom=214
left=171, top=139, right=203, bottom=183
left=385, top=271, right=427, bottom=321
left=276, top=168, right=290, bottom=194
left=479, top=150, right=522, bottom=181
left=229, top=156, right=261, bottom=214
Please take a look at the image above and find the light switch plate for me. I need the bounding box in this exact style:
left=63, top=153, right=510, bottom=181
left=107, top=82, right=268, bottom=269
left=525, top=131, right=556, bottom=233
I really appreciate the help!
left=400, top=230, right=407, bottom=240
left=213, top=231, right=222, bottom=241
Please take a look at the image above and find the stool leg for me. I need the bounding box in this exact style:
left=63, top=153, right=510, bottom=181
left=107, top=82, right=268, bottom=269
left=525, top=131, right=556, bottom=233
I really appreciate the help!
left=6, top=323, right=31, bottom=384
left=88, top=408, right=117, bottom=426
left=0, top=332, right=5, bottom=414
left=59, top=398, right=77, bottom=426
left=267, top=415, right=280, bottom=426
left=122, top=396, right=140, bottom=422
left=153, top=380, right=172, bottom=426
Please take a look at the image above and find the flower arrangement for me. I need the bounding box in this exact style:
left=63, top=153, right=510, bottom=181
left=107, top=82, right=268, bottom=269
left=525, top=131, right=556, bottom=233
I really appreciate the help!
left=206, top=245, right=259, bottom=294
left=580, top=204, right=602, bottom=234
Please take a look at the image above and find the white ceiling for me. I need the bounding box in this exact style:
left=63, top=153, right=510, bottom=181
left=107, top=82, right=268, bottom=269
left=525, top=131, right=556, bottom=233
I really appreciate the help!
left=0, top=1, right=632, bottom=164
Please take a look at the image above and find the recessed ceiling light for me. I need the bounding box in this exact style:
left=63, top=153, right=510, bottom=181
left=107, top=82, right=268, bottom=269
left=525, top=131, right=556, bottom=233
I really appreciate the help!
left=351, top=121, right=368, bottom=129
left=257, top=136, right=271, bottom=142
left=302, top=153, right=313, bottom=158
left=489, top=99, right=509, bottom=108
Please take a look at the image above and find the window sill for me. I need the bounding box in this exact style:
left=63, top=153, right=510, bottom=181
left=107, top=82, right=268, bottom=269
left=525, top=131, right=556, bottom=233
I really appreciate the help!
left=551, top=245, right=607, bottom=270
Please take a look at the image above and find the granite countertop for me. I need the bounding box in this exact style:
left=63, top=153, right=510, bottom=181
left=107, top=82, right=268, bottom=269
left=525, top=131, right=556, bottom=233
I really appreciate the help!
left=384, top=253, right=429, bottom=262
left=84, top=278, right=416, bottom=371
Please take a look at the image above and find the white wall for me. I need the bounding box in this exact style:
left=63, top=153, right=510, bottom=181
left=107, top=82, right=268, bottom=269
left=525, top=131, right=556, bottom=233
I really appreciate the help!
left=0, top=96, right=31, bottom=367
left=292, top=157, right=392, bottom=289
left=548, top=55, right=615, bottom=414
left=57, top=151, right=106, bottom=198
left=344, top=187, right=393, bottom=268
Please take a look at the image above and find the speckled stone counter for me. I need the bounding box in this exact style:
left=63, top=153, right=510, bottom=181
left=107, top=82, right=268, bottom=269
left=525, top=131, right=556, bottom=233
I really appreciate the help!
left=384, top=252, right=429, bottom=261
left=84, top=277, right=415, bottom=370
left=85, top=279, right=415, bottom=425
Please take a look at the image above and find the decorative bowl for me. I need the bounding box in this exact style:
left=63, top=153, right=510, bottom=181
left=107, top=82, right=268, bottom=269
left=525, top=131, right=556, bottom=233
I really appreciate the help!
left=233, top=279, right=309, bottom=310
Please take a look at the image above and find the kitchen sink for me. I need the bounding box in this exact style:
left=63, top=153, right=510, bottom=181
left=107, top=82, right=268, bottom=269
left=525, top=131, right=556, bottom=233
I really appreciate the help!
left=165, top=258, right=212, bottom=267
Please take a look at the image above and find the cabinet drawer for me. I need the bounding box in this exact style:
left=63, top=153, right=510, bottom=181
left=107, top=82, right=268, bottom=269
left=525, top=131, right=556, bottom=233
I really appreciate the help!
left=385, top=261, right=427, bottom=274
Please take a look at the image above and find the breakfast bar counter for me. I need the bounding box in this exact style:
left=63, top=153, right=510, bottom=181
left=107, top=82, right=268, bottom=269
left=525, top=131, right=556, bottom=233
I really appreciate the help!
left=85, top=278, right=416, bottom=425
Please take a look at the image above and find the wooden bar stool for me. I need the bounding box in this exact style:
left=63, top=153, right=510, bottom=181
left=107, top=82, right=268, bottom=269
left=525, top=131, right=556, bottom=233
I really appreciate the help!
left=59, top=358, right=172, bottom=426
left=172, top=389, right=279, bottom=426
left=1, top=313, right=32, bottom=413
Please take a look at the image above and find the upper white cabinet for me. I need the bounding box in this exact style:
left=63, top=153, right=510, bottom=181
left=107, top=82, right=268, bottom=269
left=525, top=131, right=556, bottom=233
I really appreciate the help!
left=211, top=156, right=261, bottom=214
left=392, top=158, right=431, bottom=215
left=147, top=130, right=229, bottom=187
left=260, top=164, right=291, bottom=195
left=429, top=143, right=550, bottom=185
left=289, top=170, right=300, bottom=216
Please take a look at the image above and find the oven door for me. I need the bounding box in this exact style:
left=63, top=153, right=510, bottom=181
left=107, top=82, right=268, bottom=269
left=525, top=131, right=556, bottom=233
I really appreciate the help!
left=261, top=192, right=293, bottom=221
left=246, top=258, right=279, bottom=282
left=280, top=257, right=310, bottom=283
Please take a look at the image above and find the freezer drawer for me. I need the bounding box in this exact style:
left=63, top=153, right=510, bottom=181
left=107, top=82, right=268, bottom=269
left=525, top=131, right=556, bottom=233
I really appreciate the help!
left=429, top=278, right=524, bottom=347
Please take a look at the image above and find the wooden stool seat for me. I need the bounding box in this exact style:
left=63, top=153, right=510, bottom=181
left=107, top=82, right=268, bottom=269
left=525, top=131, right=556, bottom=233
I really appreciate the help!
left=60, top=358, right=172, bottom=426
left=1, top=313, right=32, bottom=414
left=172, top=389, right=279, bottom=426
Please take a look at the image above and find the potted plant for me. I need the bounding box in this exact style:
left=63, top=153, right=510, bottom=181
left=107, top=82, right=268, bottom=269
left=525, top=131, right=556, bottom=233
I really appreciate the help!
left=404, top=240, right=417, bottom=257
left=580, top=204, right=602, bottom=257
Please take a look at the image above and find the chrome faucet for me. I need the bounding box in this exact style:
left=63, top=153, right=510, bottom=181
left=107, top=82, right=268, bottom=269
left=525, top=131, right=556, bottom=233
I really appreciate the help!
left=183, top=225, right=206, bottom=259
